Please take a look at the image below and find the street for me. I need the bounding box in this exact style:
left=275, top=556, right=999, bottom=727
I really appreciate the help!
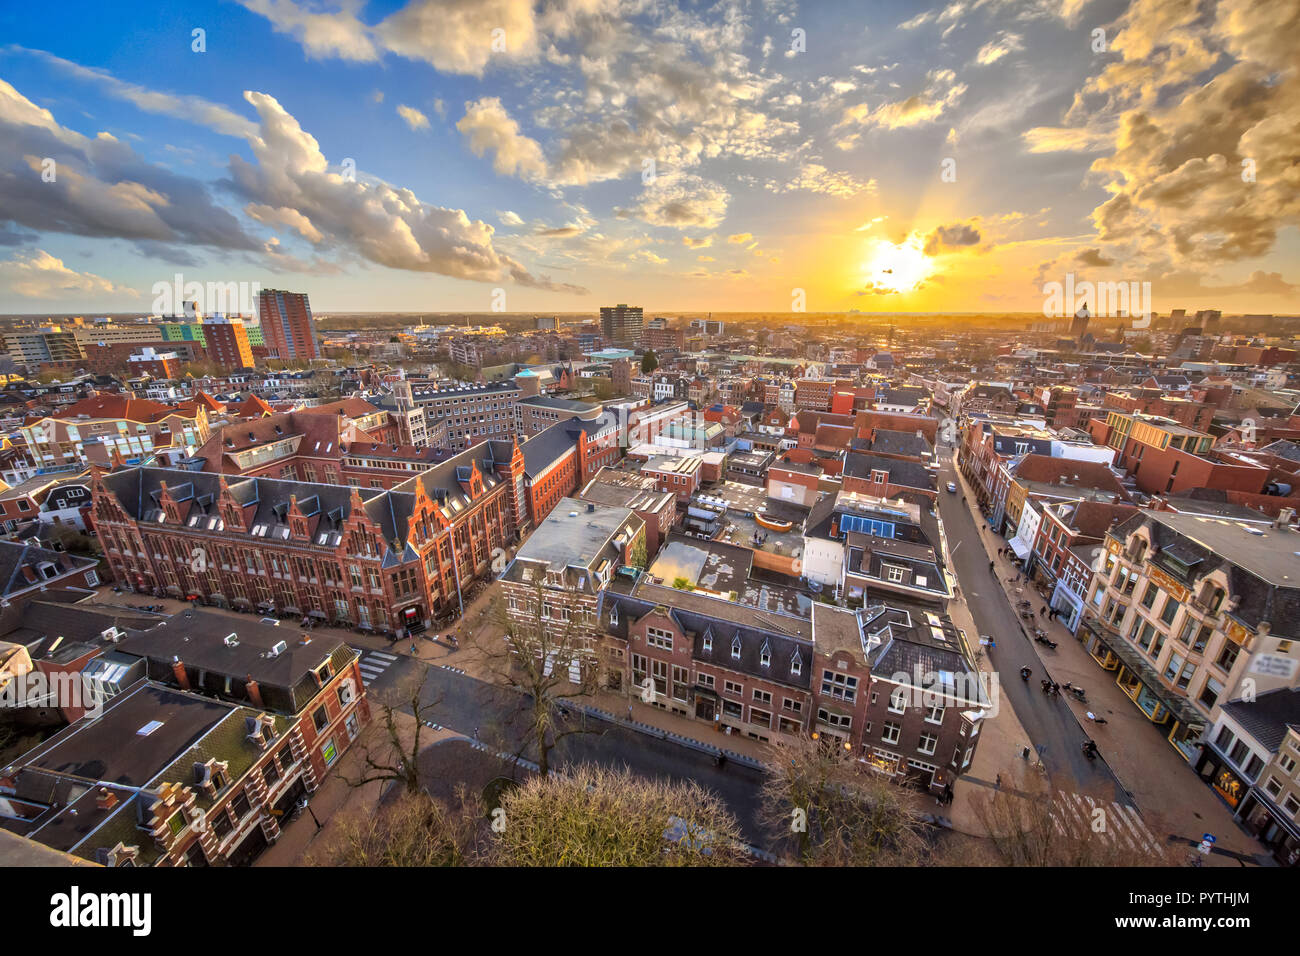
left=360, top=650, right=772, bottom=848
left=935, top=443, right=1126, bottom=800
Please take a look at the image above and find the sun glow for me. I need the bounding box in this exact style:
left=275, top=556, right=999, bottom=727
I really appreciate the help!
left=861, top=235, right=934, bottom=294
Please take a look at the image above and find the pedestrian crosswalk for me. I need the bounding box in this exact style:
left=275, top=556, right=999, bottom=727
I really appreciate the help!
left=356, top=649, right=398, bottom=687
left=1050, top=790, right=1162, bottom=856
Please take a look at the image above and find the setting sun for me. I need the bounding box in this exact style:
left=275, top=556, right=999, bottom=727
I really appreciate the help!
left=861, top=236, right=934, bottom=295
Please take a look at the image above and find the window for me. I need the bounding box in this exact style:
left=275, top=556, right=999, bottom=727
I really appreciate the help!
left=925, top=704, right=945, bottom=724
left=672, top=666, right=689, bottom=702
left=917, top=733, right=938, bottom=756
left=167, top=810, right=187, bottom=837
left=724, top=680, right=742, bottom=696
left=1264, top=776, right=1283, bottom=798
left=1285, top=794, right=1300, bottom=819
left=759, top=643, right=771, bottom=668
left=1160, top=597, right=1180, bottom=626
left=651, top=660, right=668, bottom=696
left=782, top=697, right=802, bottom=713
left=750, top=707, right=771, bottom=728
left=646, top=626, right=673, bottom=651
left=731, top=637, right=741, bottom=660
left=702, top=633, right=712, bottom=652
left=817, top=708, right=852, bottom=729
left=312, top=705, right=328, bottom=732
left=888, top=688, right=908, bottom=714
left=753, top=689, right=772, bottom=705
left=881, top=721, right=901, bottom=744
left=230, top=791, right=252, bottom=820
left=1197, top=677, right=1223, bottom=711
left=790, top=653, right=801, bottom=677
left=322, top=738, right=339, bottom=766
left=885, top=565, right=906, bottom=583
left=1141, top=584, right=1158, bottom=609
left=1216, top=642, right=1240, bottom=673
left=820, top=669, right=857, bottom=703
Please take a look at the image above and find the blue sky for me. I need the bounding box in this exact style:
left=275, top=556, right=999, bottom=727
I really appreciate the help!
left=0, top=0, right=1296, bottom=316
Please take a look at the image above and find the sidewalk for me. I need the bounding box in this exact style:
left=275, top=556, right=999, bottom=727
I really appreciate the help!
left=951, top=456, right=1265, bottom=865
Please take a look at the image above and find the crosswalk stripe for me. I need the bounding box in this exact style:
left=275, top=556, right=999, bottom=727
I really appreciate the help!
left=1053, top=790, right=1161, bottom=855
left=368, top=651, right=399, bottom=661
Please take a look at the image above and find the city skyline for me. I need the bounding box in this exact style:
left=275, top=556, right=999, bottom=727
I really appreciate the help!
left=0, top=0, right=1296, bottom=316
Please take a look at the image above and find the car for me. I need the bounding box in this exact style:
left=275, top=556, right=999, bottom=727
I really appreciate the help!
left=946, top=481, right=958, bottom=493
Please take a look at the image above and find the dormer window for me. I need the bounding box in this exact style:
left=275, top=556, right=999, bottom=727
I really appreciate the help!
left=609, top=605, right=618, bottom=627
left=702, top=633, right=712, bottom=652
left=731, top=636, right=741, bottom=660
left=790, top=653, right=802, bottom=677
left=760, top=641, right=771, bottom=668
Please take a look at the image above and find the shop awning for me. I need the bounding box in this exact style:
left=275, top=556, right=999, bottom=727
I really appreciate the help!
left=1083, top=620, right=1206, bottom=730
left=1007, top=536, right=1031, bottom=560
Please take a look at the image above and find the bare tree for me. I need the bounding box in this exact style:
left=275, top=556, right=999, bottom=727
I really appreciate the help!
left=308, top=789, right=480, bottom=867
left=760, top=734, right=932, bottom=866
left=966, top=766, right=1180, bottom=866
left=485, top=764, right=747, bottom=867
left=339, top=668, right=439, bottom=794
left=472, top=583, right=603, bottom=776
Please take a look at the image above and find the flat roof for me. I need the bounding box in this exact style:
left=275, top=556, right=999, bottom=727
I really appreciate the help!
left=21, top=682, right=234, bottom=789
left=1144, top=512, right=1300, bottom=587
left=514, top=497, right=639, bottom=568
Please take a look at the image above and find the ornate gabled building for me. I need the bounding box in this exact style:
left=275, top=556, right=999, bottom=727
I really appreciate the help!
left=93, top=439, right=528, bottom=632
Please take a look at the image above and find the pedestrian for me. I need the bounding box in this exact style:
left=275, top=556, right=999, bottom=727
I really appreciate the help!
left=473, top=725, right=479, bottom=739
left=995, top=773, right=1002, bottom=789
left=627, top=704, right=634, bottom=721
left=410, top=641, right=417, bottom=653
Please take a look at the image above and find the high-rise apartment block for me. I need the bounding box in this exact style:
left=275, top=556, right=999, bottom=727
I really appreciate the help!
left=257, top=289, right=322, bottom=362
left=600, top=304, right=643, bottom=347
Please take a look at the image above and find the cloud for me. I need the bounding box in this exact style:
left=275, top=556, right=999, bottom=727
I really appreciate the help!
left=923, top=222, right=982, bottom=255
left=238, top=0, right=539, bottom=75
left=727, top=233, right=753, bottom=244
left=0, top=248, right=135, bottom=298
left=456, top=97, right=546, bottom=180
left=14, top=47, right=260, bottom=138
left=616, top=173, right=729, bottom=230
left=1021, top=124, right=1115, bottom=153
left=767, top=164, right=876, bottom=198
left=244, top=202, right=324, bottom=243
left=1037, top=0, right=1300, bottom=270
left=1074, top=247, right=1114, bottom=267
left=397, top=104, right=429, bottom=130
left=835, top=68, right=967, bottom=142
left=682, top=235, right=713, bottom=248
left=975, top=32, right=1023, bottom=66
left=498, top=210, right=524, bottom=226
left=227, top=90, right=584, bottom=292
left=235, top=0, right=382, bottom=62
left=0, top=78, right=260, bottom=256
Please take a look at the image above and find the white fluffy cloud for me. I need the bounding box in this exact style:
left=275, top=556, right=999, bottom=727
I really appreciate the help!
left=0, top=249, right=135, bottom=298
left=396, top=104, right=429, bottom=130
left=456, top=98, right=547, bottom=180
left=0, top=78, right=259, bottom=256
left=616, top=173, right=730, bottom=230
left=227, top=91, right=584, bottom=291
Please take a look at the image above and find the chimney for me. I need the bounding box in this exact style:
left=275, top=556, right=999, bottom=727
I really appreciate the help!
left=245, top=676, right=263, bottom=709
left=1277, top=507, right=1295, bottom=529
left=171, top=656, right=190, bottom=690
left=95, top=787, right=118, bottom=811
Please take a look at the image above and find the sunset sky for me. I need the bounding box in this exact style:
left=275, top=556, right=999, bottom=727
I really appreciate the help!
left=0, top=0, right=1296, bottom=315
